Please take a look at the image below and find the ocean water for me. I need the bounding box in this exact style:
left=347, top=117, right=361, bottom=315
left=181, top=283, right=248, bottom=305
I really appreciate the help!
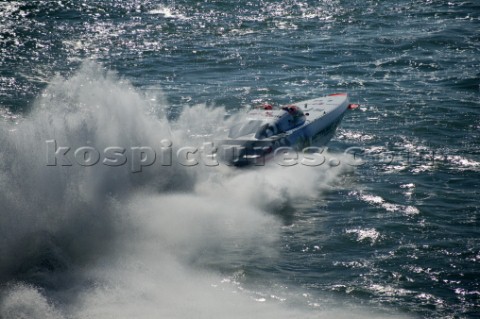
left=0, top=1, right=479, bottom=318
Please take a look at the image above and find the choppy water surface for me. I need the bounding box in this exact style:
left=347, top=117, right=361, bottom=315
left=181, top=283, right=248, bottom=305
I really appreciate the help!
left=0, top=1, right=479, bottom=318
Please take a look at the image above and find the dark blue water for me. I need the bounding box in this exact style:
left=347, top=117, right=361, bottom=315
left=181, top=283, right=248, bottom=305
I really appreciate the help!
left=1, top=1, right=479, bottom=318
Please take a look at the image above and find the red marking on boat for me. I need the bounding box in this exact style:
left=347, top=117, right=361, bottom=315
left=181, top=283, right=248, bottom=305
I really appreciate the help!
left=328, top=93, right=347, bottom=96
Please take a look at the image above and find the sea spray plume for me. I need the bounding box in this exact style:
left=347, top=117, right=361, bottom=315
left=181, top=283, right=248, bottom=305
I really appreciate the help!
left=0, top=63, right=409, bottom=319
left=0, top=62, right=189, bottom=287
left=0, top=62, right=291, bottom=317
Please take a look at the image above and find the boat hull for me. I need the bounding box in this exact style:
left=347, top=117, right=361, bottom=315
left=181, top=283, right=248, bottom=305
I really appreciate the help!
left=217, top=93, right=350, bottom=166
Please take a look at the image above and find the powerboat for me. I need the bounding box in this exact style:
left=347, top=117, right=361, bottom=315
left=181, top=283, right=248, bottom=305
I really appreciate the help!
left=216, top=93, right=358, bottom=166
